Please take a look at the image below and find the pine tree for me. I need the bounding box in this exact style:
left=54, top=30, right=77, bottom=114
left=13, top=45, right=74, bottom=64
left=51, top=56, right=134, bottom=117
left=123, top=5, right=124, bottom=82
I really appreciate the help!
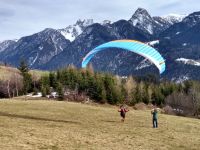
left=18, top=60, right=29, bottom=73
left=57, top=82, right=64, bottom=100
left=152, top=87, right=165, bottom=105
left=103, top=74, right=122, bottom=104
left=133, top=84, right=142, bottom=104
left=18, top=60, right=32, bottom=94
left=94, top=74, right=106, bottom=103
left=40, top=75, right=50, bottom=97
left=49, top=72, right=57, bottom=88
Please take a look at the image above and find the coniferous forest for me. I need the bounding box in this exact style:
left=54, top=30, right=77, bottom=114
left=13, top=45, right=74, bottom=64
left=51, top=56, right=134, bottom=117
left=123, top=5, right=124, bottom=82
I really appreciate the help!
left=0, top=62, right=200, bottom=118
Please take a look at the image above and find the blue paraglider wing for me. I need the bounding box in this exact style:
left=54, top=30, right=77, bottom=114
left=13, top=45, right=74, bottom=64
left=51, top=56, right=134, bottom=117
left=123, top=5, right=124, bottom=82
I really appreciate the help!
left=82, top=40, right=165, bottom=74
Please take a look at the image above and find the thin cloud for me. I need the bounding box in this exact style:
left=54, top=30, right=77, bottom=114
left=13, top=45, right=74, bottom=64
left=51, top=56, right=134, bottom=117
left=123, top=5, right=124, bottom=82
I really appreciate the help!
left=159, top=2, right=180, bottom=10
left=0, top=8, right=14, bottom=17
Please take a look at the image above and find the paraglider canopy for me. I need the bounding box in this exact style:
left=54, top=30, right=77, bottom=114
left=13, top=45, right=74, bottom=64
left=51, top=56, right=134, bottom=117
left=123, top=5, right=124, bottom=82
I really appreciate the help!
left=82, top=40, right=166, bottom=74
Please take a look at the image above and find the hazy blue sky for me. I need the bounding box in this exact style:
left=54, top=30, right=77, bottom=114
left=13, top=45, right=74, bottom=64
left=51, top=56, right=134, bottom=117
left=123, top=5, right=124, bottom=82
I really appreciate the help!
left=0, top=0, right=199, bottom=41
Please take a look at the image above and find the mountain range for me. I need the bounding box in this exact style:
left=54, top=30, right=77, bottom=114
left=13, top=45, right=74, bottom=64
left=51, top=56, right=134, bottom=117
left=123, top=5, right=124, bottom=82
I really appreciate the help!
left=0, top=8, right=200, bottom=81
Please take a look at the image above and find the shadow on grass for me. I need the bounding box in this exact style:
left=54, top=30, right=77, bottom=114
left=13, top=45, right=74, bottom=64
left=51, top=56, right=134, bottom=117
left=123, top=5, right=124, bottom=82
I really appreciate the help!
left=0, top=111, right=80, bottom=125
left=101, top=120, right=119, bottom=123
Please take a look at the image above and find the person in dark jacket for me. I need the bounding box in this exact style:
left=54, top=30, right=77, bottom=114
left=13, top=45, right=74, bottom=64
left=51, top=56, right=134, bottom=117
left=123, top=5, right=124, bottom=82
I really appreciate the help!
left=151, top=108, right=158, bottom=128
left=118, top=105, right=129, bottom=122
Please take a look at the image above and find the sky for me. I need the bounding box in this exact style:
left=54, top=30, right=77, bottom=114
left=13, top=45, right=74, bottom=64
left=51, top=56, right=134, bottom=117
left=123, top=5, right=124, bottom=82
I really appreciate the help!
left=0, top=0, right=199, bottom=41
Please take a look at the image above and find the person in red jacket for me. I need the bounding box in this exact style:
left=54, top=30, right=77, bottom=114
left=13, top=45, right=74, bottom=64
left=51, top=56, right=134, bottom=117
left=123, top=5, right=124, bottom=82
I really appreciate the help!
left=118, top=105, right=129, bottom=122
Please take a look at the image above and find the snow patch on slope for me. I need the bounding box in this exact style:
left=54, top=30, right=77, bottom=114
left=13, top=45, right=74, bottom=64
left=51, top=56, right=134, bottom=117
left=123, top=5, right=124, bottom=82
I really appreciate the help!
left=135, top=59, right=152, bottom=70
left=101, top=20, right=112, bottom=25
left=59, top=19, right=94, bottom=42
left=39, top=46, right=43, bottom=50
left=147, top=40, right=159, bottom=46
left=172, top=75, right=189, bottom=83
left=30, top=53, right=39, bottom=66
left=60, top=28, right=76, bottom=42
left=13, top=39, right=19, bottom=42
left=147, top=24, right=153, bottom=34
left=176, top=58, right=200, bottom=66
left=182, top=43, right=187, bottom=46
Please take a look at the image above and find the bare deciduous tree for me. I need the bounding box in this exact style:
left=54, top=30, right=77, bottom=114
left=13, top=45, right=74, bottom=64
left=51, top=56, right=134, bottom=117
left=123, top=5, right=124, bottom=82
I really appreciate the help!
left=7, top=79, right=11, bottom=98
left=189, top=84, right=200, bottom=117
left=124, top=76, right=137, bottom=103
left=0, top=72, right=23, bottom=98
left=165, top=92, right=194, bottom=116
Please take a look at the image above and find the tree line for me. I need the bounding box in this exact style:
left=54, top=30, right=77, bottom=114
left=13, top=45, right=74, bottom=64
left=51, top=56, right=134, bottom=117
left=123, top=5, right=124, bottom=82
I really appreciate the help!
left=39, top=65, right=200, bottom=117
left=0, top=62, right=200, bottom=117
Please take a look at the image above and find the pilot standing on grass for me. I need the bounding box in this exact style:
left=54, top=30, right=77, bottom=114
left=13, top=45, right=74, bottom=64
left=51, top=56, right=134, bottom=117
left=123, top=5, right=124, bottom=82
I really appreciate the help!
left=151, top=107, right=158, bottom=128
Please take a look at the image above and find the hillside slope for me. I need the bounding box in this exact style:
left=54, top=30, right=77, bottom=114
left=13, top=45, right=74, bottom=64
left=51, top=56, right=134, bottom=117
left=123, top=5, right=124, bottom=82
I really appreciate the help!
left=0, top=65, right=48, bottom=81
left=0, top=66, right=20, bottom=80
left=0, top=99, right=199, bottom=150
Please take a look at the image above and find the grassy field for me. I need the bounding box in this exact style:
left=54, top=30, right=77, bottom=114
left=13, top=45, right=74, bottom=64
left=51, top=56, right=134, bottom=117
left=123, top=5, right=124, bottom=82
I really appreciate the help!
left=0, top=99, right=199, bottom=150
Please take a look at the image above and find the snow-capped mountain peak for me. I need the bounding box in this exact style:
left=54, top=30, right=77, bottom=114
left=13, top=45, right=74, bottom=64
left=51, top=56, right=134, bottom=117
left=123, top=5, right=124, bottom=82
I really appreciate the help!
left=129, top=8, right=154, bottom=34
left=162, top=14, right=187, bottom=24
left=182, top=11, right=200, bottom=27
left=0, top=40, right=16, bottom=53
left=58, top=19, right=94, bottom=42
left=101, top=20, right=112, bottom=26
left=129, top=8, right=188, bottom=35
left=133, top=8, right=151, bottom=18
left=76, top=19, right=94, bottom=27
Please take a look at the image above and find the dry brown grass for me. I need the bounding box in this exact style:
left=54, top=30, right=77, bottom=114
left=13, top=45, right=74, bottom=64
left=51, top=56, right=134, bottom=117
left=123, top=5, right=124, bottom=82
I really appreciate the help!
left=0, top=66, right=20, bottom=80
left=0, top=99, right=200, bottom=150
left=0, top=66, right=48, bottom=81
left=30, top=70, right=49, bottom=79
